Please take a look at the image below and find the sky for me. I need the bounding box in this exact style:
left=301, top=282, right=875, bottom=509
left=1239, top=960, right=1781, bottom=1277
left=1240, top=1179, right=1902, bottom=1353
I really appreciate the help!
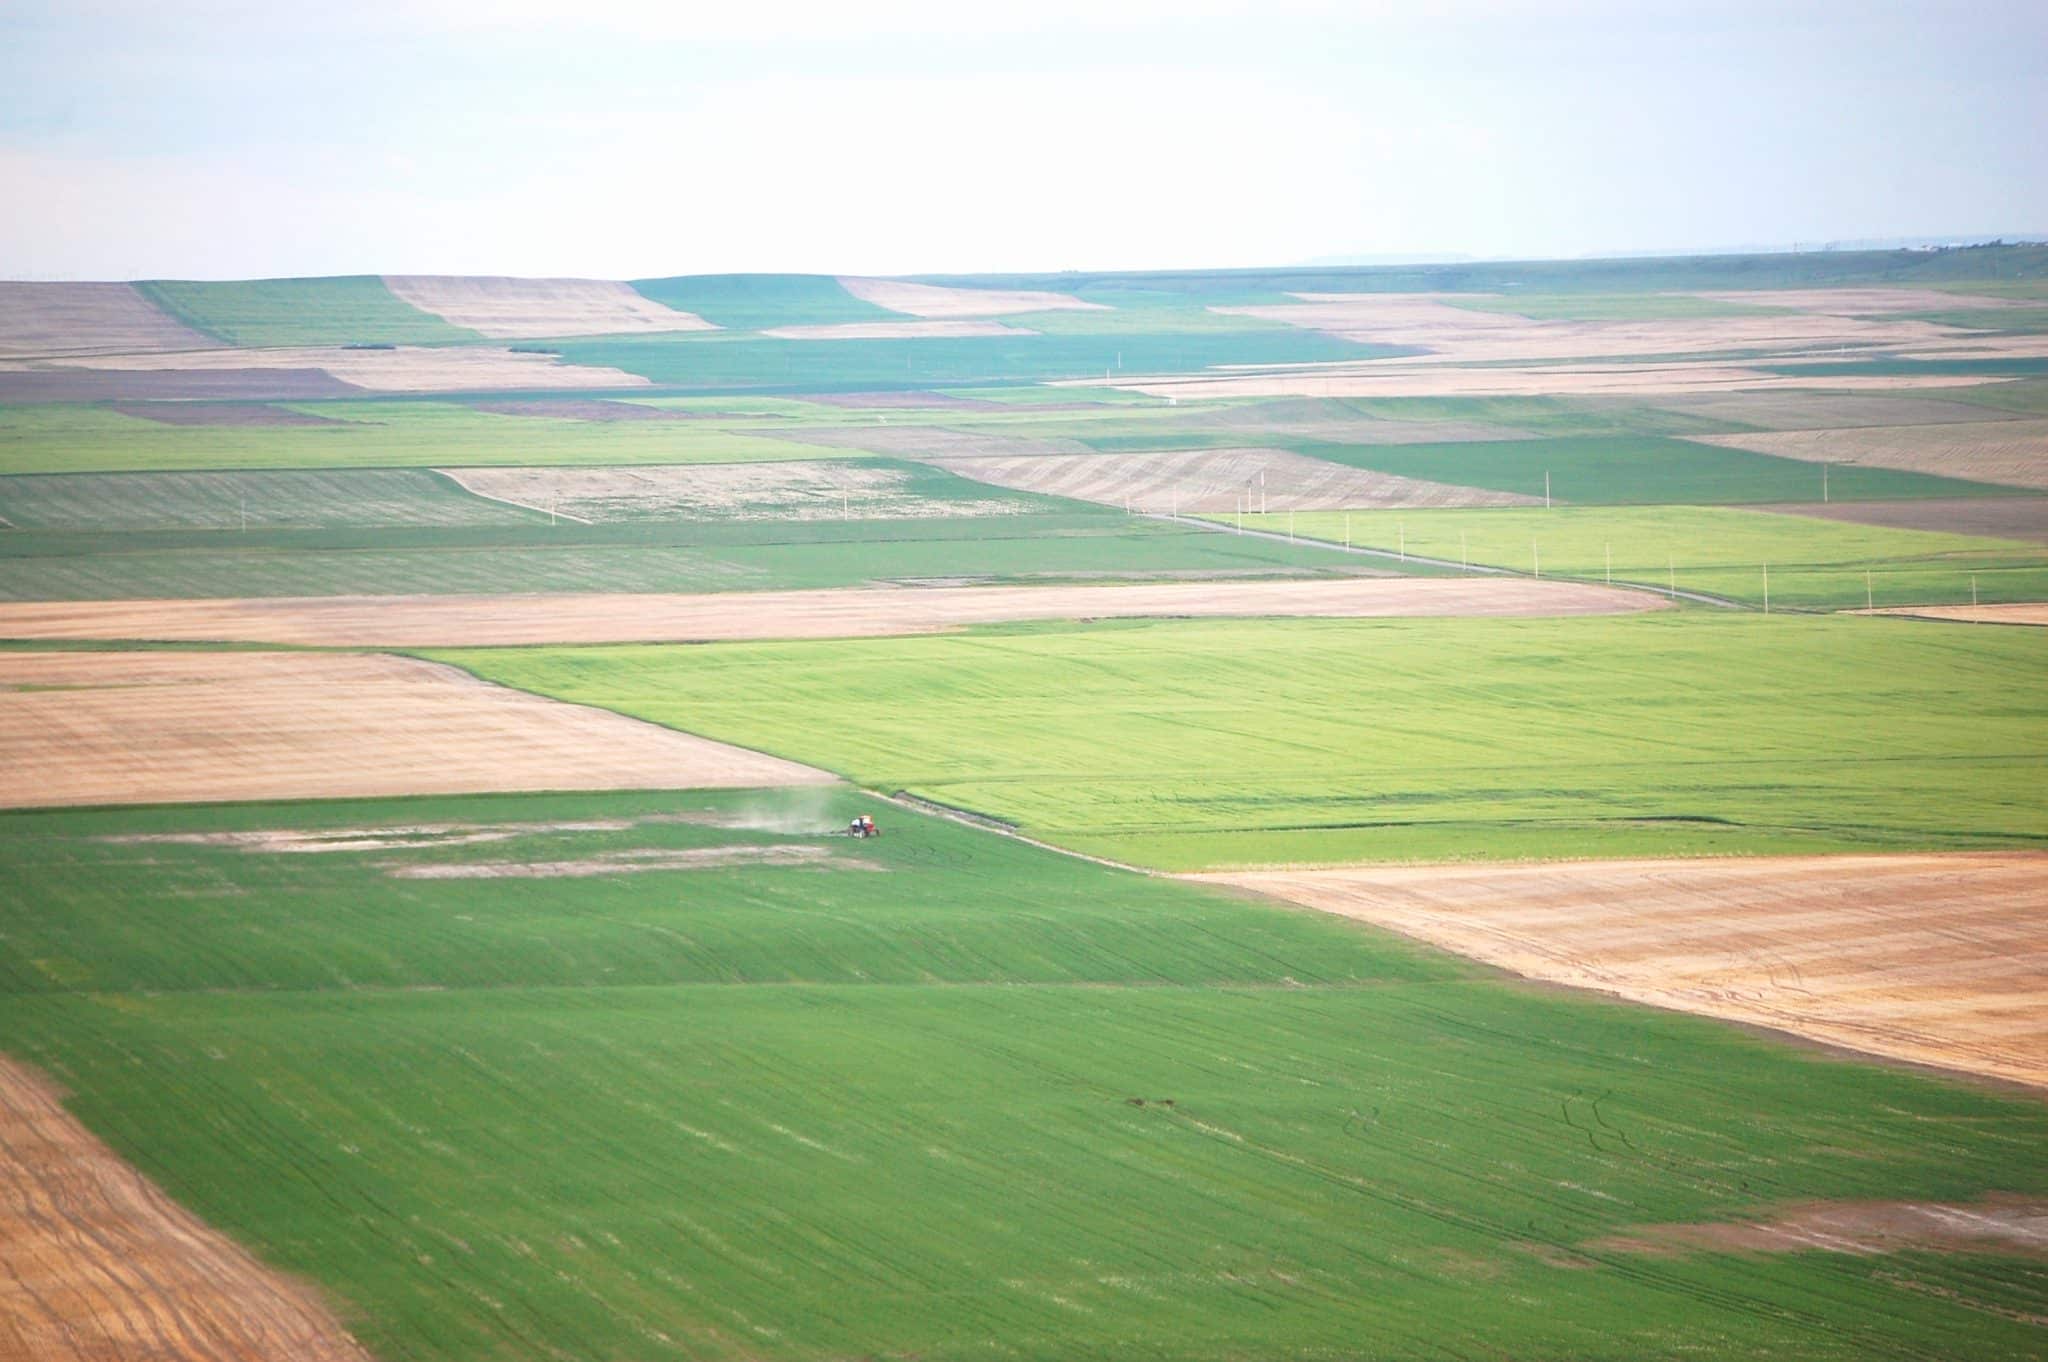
left=3, top=0, right=2045, bottom=280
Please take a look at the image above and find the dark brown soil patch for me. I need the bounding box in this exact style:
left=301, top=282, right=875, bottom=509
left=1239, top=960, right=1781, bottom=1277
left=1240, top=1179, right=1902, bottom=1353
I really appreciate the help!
left=1760, top=497, right=2048, bottom=543
left=107, top=402, right=347, bottom=427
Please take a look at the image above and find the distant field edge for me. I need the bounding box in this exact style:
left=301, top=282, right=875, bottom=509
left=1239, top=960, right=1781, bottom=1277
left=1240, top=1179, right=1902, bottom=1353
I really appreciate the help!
left=1197, top=851, right=2048, bottom=1091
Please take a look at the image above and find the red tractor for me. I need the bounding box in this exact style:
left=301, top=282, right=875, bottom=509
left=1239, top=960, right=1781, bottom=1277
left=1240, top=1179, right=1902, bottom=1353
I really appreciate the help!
left=847, top=814, right=880, bottom=839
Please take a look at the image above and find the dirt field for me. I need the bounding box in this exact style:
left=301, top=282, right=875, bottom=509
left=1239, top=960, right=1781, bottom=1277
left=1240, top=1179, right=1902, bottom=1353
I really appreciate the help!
left=381, top=276, right=714, bottom=338
left=808, top=391, right=1014, bottom=410
left=931, top=446, right=1537, bottom=512
left=760, top=320, right=1023, bottom=340
left=5, top=345, right=648, bottom=393
left=0, top=578, right=1667, bottom=648
left=0, top=651, right=832, bottom=808
left=838, top=277, right=1106, bottom=318
left=0, top=281, right=213, bottom=358
left=0, top=1052, right=375, bottom=1362
left=1594, top=1195, right=2048, bottom=1260
left=440, top=462, right=1030, bottom=522
left=1698, top=419, right=2048, bottom=490
left=1760, top=497, right=2048, bottom=543
left=1211, top=293, right=1962, bottom=364
left=1864, top=603, right=2048, bottom=625
left=1201, top=854, right=2048, bottom=1089
left=1185, top=397, right=1529, bottom=444
left=0, top=367, right=361, bottom=402
left=1649, top=391, right=2031, bottom=430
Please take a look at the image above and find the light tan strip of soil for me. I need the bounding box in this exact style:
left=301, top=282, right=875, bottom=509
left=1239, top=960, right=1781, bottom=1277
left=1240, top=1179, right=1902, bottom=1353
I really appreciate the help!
left=0, top=579, right=1667, bottom=648
left=837, top=278, right=1106, bottom=318
left=0, top=283, right=214, bottom=359
left=0, top=1053, right=374, bottom=1362
left=0, top=651, right=833, bottom=808
left=381, top=276, right=715, bottom=338
left=759, top=320, right=1023, bottom=340
left=5, top=346, right=648, bottom=393
left=1696, top=419, right=2048, bottom=491
left=1087, top=363, right=2002, bottom=401
left=1195, top=854, right=2048, bottom=1089
left=1861, top=603, right=2048, bottom=626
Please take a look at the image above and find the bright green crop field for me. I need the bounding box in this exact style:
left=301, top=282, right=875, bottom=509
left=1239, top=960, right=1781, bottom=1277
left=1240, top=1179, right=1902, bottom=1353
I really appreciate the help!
left=442, top=613, right=2048, bottom=869
left=134, top=277, right=478, bottom=347
left=5, top=788, right=2047, bottom=1361
left=1216, top=505, right=2048, bottom=610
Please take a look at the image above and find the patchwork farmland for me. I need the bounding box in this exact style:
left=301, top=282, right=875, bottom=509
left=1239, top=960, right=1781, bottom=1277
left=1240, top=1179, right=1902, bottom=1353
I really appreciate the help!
left=3, top=245, right=2047, bottom=1362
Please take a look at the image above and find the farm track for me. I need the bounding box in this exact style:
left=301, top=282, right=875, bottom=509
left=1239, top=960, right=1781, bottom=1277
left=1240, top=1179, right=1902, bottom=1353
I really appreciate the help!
left=0, top=1053, right=373, bottom=1362
left=1200, top=853, right=2048, bottom=1090
left=0, top=577, right=1669, bottom=648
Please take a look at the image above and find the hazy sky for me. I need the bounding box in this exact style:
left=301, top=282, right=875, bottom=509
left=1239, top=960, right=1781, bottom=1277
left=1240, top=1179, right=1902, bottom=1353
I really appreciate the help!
left=4, top=0, right=2044, bottom=280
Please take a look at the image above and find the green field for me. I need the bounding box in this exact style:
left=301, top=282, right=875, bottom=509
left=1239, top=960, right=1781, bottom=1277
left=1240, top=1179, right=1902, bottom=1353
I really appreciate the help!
left=0, top=468, right=541, bottom=531
left=1217, top=505, right=2048, bottom=610
left=1295, top=434, right=2023, bottom=504
left=630, top=274, right=906, bottom=330
left=0, top=511, right=1379, bottom=600
left=134, top=277, right=478, bottom=347
left=0, top=402, right=849, bottom=475
left=5, top=788, right=2046, bottom=1361
left=440, top=612, right=2048, bottom=869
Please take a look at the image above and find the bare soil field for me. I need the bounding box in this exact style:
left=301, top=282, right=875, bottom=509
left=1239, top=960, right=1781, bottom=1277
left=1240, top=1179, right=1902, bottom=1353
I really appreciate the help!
left=1212, top=293, right=1961, bottom=364
left=0, top=651, right=832, bottom=808
left=1649, top=391, right=2032, bottom=430
left=0, top=281, right=213, bottom=358
left=1201, top=854, right=2048, bottom=1089
left=3, top=346, right=648, bottom=393
left=1698, top=419, right=2048, bottom=490
left=808, top=391, right=1014, bottom=411
left=0, top=1052, right=375, bottom=1362
left=780, top=426, right=1096, bottom=459
left=760, top=320, right=1023, bottom=340
left=440, top=462, right=1030, bottom=521
left=106, top=401, right=344, bottom=427
left=932, top=446, right=1537, bottom=512
left=466, top=398, right=704, bottom=422
left=381, top=276, right=714, bottom=338
left=0, top=578, right=1667, bottom=648
left=1693, top=288, right=2024, bottom=315
left=1864, top=603, right=2048, bottom=626
left=838, top=278, right=1107, bottom=318
left=1186, top=397, right=1528, bottom=444
left=1761, top=497, right=2048, bottom=542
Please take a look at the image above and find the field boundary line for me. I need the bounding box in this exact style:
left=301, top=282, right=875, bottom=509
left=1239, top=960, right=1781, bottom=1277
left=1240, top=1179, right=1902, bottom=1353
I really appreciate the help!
left=880, top=789, right=1157, bottom=876
left=430, top=467, right=593, bottom=523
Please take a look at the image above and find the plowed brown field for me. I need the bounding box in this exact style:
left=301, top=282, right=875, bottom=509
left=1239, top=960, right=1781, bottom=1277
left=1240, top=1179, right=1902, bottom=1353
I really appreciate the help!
left=381, top=275, right=713, bottom=338
left=1200, top=855, right=2048, bottom=1088
left=838, top=278, right=1104, bottom=317
left=1698, top=420, right=2048, bottom=490
left=0, top=651, right=831, bottom=808
left=0, top=578, right=1666, bottom=648
left=1863, top=603, right=2048, bottom=625
left=0, top=282, right=212, bottom=358
left=0, top=1054, right=373, bottom=1362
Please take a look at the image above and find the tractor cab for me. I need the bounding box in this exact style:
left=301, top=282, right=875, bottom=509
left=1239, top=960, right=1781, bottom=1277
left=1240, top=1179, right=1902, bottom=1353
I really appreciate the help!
left=848, top=814, right=880, bottom=839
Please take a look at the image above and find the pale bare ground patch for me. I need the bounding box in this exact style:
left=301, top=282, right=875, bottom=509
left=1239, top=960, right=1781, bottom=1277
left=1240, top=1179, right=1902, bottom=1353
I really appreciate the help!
left=0, top=579, right=1668, bottom=648
left=1183, top=397, right=1529, bottom=444
left=777, top=425, right=1095, bottom=459
left=381, top=276, right=714, bottom=338
left=439, top=462, right=1031, bottom=522
left=4, top=346, right=648, bottom=393
left=386, top=845, right=852, bottom=878
left=1760, top=498, right=2048, bottom=543
left=931, top=447, right=1538, bottom=513
left=0, top=651, right=832, bottom=809
left=1697, top=419, right=2048, bottom=490
left=0, top=282, right=214, bottom=358
left=759, top=320, right=1024, bottom=340
left=838, top=277, right=1107, bottom=318
left=1211, top=293, right=1963, bottom=363
left=1650, top=391, right=2033, bottom=430
left=1862, top=603, right=2048, bottom=626
left=1593, top=1196, right=2048, bottom=1263
left=1198, top=854, right=2048, bottom=1089
left=1088, top=362, right=2002, bottom=402
left=0, top=1052, right=374, bottom=1362
left=1693, top=288, right=2028, bottom=315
